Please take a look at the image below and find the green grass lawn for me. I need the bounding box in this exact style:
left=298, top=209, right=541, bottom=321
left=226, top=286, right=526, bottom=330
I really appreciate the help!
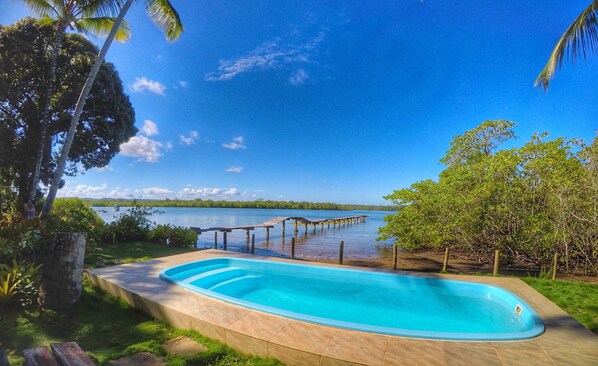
left=522, top=277, right=598, bottom=334
left=85, top=241, right=196, bottom=269
left=1, top=242, right=282, bottom=366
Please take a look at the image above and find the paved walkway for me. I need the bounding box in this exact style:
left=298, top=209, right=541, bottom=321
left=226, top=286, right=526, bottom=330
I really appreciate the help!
left=86, top=250, right=598, bottom=365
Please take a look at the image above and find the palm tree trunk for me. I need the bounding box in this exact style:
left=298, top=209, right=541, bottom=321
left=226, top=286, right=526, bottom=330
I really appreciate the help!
left=28, top=28, right=65, bottom=204
left=40, top=0, right=134, bottom=219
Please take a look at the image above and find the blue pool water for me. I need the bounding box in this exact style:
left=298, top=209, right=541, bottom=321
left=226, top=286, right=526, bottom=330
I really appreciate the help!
left=160, top=257, right=545, bottom=340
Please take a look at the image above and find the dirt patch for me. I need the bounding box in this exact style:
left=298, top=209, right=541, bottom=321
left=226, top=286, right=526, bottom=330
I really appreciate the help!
left=110, top=352, right=164, bottom=366
left=312, top=249, right=598, bottom=283
left=162, top=336, right=207, bottom=357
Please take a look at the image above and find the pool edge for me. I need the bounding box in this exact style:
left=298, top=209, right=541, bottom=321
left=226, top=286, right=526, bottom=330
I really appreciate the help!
left=87, top=249, right=598, bottom=366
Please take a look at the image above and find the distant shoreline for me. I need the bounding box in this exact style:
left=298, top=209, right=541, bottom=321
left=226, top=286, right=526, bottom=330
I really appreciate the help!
left=81, top=198, right=395, bottom=211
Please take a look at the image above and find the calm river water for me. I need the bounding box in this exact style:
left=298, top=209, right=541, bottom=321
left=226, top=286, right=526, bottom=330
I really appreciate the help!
left=92, top=207, right=394, bottom=260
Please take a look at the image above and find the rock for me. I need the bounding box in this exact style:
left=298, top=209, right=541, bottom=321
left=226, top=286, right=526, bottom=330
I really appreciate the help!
left=50, top=342, right=95, bottom=366
left=109, top=352, right=164, bottom=366
left=162, top=336, right=207, bottom=357
left=22, top=347, right=59, bottom=366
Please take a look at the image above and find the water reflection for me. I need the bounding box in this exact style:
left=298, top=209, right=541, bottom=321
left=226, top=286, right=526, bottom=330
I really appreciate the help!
left=93, top=207, right=394, bottom=260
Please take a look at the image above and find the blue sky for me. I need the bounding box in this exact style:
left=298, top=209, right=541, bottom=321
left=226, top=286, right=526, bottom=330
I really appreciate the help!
left=1, top=1, right=596, bottom=205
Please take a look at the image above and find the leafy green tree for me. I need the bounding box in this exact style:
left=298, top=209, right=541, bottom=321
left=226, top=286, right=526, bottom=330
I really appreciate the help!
left=23, top=0, right=130, bottom=205
left=42, top=0, right=183, bottom=218
left=379, top=121, right=598, bottom=273
left=0, top=18, right=136, bottom=208
left=535, top=1, right=598, bottom=89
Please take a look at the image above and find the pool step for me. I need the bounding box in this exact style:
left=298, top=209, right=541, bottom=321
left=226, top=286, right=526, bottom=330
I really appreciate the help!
left=208, top=275, right=260, bottom=292
left=168, top=262, right=229, bottom=281
left=186, top=267, right=247, bottom=289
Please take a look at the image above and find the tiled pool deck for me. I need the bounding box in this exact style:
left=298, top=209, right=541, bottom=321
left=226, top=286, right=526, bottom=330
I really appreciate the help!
left=86, top=250, right=598, bottom=365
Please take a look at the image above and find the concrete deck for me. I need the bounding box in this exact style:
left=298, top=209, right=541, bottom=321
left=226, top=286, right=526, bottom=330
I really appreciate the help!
left=86, top=250, right=598, bottom=365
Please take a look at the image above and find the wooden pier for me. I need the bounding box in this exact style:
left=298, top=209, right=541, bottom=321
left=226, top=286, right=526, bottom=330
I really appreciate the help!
left=190, top=215, right=369, bottom=246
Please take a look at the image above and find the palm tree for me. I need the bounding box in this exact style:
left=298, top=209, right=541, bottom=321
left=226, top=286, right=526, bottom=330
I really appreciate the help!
left=535, top=1, right=598, bottom=90
left=40, top=0, right=183, bottom=218
left=24, top=0, right=130, bottom=205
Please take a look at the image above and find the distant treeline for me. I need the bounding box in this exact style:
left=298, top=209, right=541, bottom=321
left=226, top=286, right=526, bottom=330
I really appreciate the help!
left=83, top=198, right=394, bottom=211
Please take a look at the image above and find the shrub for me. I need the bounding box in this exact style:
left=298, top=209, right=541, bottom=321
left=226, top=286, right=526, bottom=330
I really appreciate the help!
left=49, top=198, right=106, bottom=247
left=0, top=259, right=42, bottom=309
left=149, top=224, right=197, bottom=247
left=0, top=220, right=42, bottom=260
left=105, top=203, right=161, bottom=243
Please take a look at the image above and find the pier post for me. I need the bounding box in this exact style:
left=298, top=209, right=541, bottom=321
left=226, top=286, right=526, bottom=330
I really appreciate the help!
left=493, top=250, right=500, bottom=275
left=304, top=223, right=308, bottom=235
left=339, top=240, right=344, bottom=265
left=321, top=223, right=324, bottom=232
left=291, top=237, right=296, bottom=260
left=266, top=227, right=270, bottom=241
left=552, top=253, right=559, bottom=280
left=214, top=232, right=217, bottom=249
left=223, top=232, right=228, bottom=251
left=313, top=224, right=316, bottom=234
left=327, top=221, right=330, bottom=229
left=282, top=220, right=286, bottom=236
left=392, top=245, right=398, bottom=270
left=442, top=247, right=450, bottom=272
left=251, top=234, right=255, bottom=255
left=294, top=220, right=298, bottom=235
left=246, top=229, right=250, bottom=245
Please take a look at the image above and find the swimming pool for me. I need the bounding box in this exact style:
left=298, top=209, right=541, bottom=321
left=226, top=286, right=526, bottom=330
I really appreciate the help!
left=159, top=257, right=544, bottom=340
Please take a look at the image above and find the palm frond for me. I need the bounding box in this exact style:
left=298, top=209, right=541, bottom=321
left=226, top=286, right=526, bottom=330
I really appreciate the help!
left=535, top=1, right=598, bottom=90
left=79, top=0, right=126, bottom=19
left=75, top=17, right=131, bottom=42
left=146, top=0, right=183, bottom=41
left=22, top=0, right=56, bottom=17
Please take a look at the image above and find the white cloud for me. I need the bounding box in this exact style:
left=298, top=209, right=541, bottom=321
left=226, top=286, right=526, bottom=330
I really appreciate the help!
left=141, top=120, right=159, bottom=136
left=58, top=184, right=108, bottom=197
left=179, top=187, right=243, bottom=199
left=141, top=187, right=173, bottom=198
left=179, top=136, right=194, bottom=145
left=206, top=30, right=325, bottom=82
left=178, top=80, right=189, bottom=88
left=96, top=165, right=113, bottom=172
left=222, top=136, right=246, bottom=150
left=225, top=166, right=243, bottom=173
left=131, top=77, right=166, bottom=95
left=120, top=135, right=164, bottom=162
left=165, top=142, right=174, bottom=151
left=224, top=188, right=239, bottom=196
left=289, top=68, right=309, bottom=85
left=179, top=131, right=199, bottom=145
left=57, top=183, right=252, bottom=200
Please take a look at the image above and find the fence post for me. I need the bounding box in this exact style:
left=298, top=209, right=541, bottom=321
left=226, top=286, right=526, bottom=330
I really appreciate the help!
left=392, top=245, right=398, bottom=270
left=493, top=250, right=500, bottom=275
left=214, top=231, right=217, bottom=249
left=339, top=240, right=344, bottom=265
left=251, top=234, right=255, bottom=255
left=442, top=247, right=450, bottom=272
left=552, top=253, right=559, bottom=280
left=291, top=237, right=296, bottom=260
left=223, top=232, right=227, bottom=251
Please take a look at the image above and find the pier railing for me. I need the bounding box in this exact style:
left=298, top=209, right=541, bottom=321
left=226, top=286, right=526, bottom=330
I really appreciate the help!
left=190, top=215, right=369, bottom=252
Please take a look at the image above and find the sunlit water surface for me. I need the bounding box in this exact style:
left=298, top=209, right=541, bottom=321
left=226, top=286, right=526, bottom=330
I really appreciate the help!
left=92, top=207, right=394, bottom=260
